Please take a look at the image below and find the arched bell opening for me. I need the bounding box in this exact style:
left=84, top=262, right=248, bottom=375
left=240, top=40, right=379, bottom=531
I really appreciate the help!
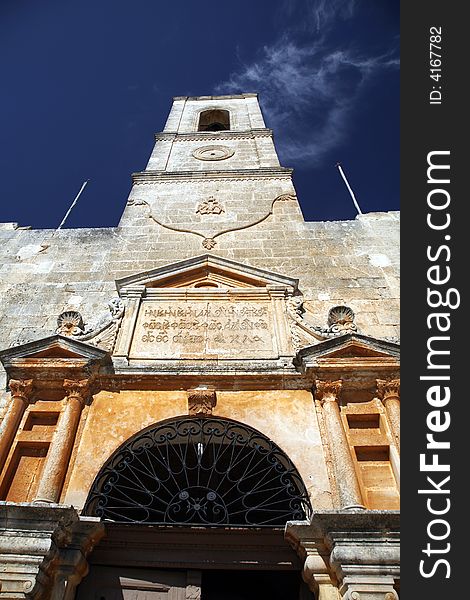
left=197, top=109, right=230, bottom=131
left=83, top=416, right=312, bottom=527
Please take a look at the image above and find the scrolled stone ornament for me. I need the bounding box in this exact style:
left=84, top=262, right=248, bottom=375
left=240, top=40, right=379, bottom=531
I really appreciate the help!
left=327, top=305, right=357, bottom=334
left=56, top=311, right=84, bottom=336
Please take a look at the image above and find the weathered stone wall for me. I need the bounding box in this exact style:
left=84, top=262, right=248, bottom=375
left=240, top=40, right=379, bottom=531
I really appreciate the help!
left=64, top=389, right=330, bottom=510
left=0, top=209, right=399, bottom=394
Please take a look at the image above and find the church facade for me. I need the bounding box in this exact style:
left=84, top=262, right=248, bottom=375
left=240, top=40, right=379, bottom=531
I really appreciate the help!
left=0, top=94, right=399, bottom=599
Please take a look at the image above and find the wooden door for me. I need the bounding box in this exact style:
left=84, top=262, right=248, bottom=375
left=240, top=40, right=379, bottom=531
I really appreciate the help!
left=76, top=567, right=201, bottom=600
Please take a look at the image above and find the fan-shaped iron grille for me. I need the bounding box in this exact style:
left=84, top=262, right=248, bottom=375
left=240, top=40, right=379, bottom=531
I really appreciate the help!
left=84, top=417, right=312, bottom=526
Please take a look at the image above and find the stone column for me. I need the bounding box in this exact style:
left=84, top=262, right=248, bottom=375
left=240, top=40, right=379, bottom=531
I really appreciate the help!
left=285, top=525, right=340, bottom=600
left=376, top=379, right=400, bottom=451
left=315, top=380, right=364, bottom=509
left=34, top=379, right=89, bottom=504
left=303, top=553, right=341, bottom=600
left=0, top=379, right=33, bottom=473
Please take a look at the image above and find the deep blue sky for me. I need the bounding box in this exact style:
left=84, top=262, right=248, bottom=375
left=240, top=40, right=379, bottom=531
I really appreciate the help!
left=0, top=0, right=399, bottom=229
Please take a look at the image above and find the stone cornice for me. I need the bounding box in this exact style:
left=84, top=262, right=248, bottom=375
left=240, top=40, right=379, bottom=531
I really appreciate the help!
left=296, top=334, right=400, bottom=364
left=0, top=335, right=112, bottom=396
left=294, top=334, right=400, bottom=389
left=0, top=503, right=104, bottom=600
left=172, top=93, right=258, bottom=101
left=285, top=510, right=400, bottom=545
left=115, top=253, right=299, bottom=292
left=132, top=167, right=293, bottom=184
left=0, top=335, right=110, bottom=365
left=155, top=128, right=273, bottom=142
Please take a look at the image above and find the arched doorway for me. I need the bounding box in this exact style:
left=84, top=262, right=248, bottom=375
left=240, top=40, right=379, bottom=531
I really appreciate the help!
left=84, top=416, right=311, bottom=526
left=78, top=417, right=314, bottom=599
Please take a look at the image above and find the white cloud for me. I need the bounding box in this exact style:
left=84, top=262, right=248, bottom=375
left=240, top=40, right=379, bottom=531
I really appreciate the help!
left=214, top=2, right=398, bottom=166
left=279, top=0, right=357, bottom=32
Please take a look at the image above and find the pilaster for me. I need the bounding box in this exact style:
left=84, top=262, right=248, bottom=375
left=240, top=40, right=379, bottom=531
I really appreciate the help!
left=376, top=379, right=400, bottom=451
left=34, top=380, right=90, bottom=504
left=315, top=380, right=364, bottom=509
left=0, top=379, right=34, bottom=473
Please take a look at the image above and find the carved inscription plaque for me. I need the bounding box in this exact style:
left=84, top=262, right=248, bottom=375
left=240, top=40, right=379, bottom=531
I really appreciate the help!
left=129, top=300, right=276, bottom=359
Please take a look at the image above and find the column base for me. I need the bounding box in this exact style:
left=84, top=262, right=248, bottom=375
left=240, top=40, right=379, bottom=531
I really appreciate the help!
left=285, top=511, right=400, bottom=600
left=340, top=575, right=398, bottom=600
left=0, top=502, right=104, bottom=599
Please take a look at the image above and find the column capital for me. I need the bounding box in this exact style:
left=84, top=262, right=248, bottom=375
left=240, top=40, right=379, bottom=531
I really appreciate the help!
left=8, top=378, right=34, bottom=402
left=376, top=378, right=400, bottom=401
left=315, top=380, right=342, bottom=404
left=63, top=379, right=90, bottom=405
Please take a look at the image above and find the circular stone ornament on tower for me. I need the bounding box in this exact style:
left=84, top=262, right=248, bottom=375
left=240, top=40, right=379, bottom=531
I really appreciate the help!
left=192, top=145, right=234, bottom=161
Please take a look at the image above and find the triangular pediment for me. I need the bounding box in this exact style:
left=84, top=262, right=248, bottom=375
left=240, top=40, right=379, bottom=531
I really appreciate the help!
left=116, top=254, right=299, bottom=292
left=0, top=335, right=110, bottom=365
left=295, top=334, right=400, bottom=365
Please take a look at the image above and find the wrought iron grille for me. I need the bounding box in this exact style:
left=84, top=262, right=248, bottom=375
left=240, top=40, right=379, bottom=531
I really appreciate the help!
left=84, top=417, right=312, bottom=526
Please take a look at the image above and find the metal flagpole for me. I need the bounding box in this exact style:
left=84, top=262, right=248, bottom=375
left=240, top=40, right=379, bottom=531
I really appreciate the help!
left=55, top=180, right=89, bottom=232
left=336, top=162, right=363, bottom=216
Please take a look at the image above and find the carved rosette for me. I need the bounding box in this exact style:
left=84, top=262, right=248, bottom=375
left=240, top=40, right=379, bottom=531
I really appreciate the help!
left=192, top=145, right=234, bottom=161
left=286, top=300, right=359, bottom=351
left=187, top=388, right=217, bottom=416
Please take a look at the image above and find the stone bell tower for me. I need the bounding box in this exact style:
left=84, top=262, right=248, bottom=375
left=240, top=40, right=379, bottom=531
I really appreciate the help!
left=119, top=94, right=303, bottom=249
